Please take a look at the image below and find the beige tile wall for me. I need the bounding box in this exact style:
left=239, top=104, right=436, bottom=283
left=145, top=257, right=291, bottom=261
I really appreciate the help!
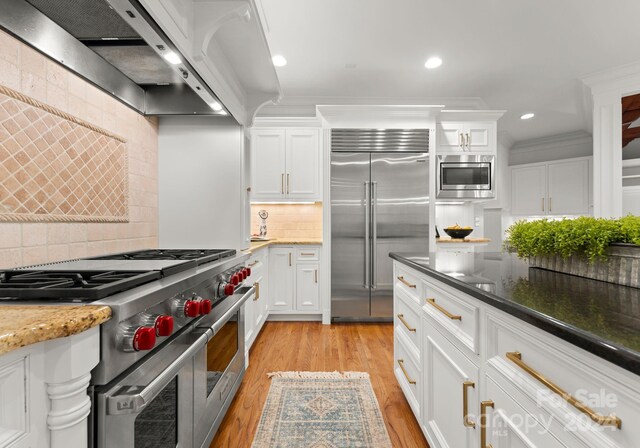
left=0, top=30, right=158, bottom=268
left=250, top=203, right=322, bottom=239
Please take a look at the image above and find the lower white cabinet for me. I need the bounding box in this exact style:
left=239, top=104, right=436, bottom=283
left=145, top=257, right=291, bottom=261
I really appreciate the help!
left=269, top=246, right=321, bottom=313
left=392, top=260, right=640, bottom=448
left=422, top=317, right=478, bottom=448
left=0, top=328, right=100, bottom=448
left=244, top=248, right=269, bottom=353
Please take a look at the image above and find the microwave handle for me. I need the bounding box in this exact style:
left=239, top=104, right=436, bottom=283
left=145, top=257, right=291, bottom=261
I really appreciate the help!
left=106, top=330, right=210, bottom=415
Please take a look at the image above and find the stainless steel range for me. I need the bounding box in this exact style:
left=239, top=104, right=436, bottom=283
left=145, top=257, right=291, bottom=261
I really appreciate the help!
left=0, top=248, right=253, bottom=448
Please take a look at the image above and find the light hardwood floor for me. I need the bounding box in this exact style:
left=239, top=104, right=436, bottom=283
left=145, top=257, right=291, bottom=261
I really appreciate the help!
left=211, top=321, right=429, bottom=447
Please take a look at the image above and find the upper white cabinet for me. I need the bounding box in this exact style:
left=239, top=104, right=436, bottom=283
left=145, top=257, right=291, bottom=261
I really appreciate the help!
left=251, top=128, right=321, bottom=201
left=437, top=121, right=496, bottom=153
left=511, top=157, right=591, bottom=216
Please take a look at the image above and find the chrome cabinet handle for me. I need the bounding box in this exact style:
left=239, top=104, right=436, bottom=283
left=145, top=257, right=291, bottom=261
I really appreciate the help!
left=426, top=298, right=462, bottom=320
left=397, top=276, right=416, bottom=288
left=506, top=352, right=622, bottom=428
left=463, top=381, right=475, bottom=428
left=397, top=359, right=416, bottom=384
left=459, top=132, right=463, bottom=148
left=481, top=400, right=494, bottom=448
left=397, top=314, right=416, bottom=332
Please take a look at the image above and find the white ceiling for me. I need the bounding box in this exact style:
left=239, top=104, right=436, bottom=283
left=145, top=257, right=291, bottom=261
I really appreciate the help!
left=257, top=0, right=640, bottom=143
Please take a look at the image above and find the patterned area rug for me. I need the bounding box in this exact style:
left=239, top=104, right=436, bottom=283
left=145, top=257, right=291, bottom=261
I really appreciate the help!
left=252, top=372, right=392, bottom=448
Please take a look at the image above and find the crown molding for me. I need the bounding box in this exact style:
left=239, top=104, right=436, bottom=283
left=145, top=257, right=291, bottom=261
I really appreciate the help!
left=438, top=109, right=506, bottom=122
left=252, top=116, right=323, bottom=127
left=316, top=105, right=443, bottom=128
left=582, top=61, right=640, bottom=96
left=512, top=130, right=592, bottom=153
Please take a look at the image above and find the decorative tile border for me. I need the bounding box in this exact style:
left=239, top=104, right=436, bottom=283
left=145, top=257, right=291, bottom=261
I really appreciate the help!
left=0, top=84, right=129, bottom=222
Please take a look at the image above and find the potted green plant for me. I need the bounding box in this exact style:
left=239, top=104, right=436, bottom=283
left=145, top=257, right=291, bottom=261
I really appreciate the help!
left=504, top=216, right=640, bottom=288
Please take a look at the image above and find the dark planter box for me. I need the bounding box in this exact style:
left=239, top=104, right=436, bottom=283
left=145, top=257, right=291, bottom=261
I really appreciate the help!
left=529, top=243, right=640, bottom=288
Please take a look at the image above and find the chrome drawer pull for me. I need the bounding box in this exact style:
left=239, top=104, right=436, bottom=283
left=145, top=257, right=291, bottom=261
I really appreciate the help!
left=397, top=276, right=416, bottom=288
left=396, top=314, right=416, bottom=332
left=506, top=351, right=622, bottom=429
left=397, top=359, right=416, bottom=384
left=426, top=298, right=462, bottom=320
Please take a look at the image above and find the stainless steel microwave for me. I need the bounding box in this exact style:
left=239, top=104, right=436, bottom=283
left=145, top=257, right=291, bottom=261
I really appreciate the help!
left=436, top=154, right=495, bottom=199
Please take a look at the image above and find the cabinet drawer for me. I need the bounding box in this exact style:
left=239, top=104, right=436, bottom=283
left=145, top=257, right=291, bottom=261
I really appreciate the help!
left=395, top=289, right=421, bottom=357
left=395, top=265, right=422, bottom=301
left=422, top=280, right=479, bottom=354
left=394, top=334, right=420, bottom=418
left=296, top=247, right=320, bottom=261
left=486, top=312, right=637, bottom=448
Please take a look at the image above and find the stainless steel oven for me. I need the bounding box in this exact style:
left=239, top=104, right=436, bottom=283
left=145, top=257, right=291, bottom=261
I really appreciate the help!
left=93, top=285, right=254, bottom=448
left=436, top=154, right=495, bottom=199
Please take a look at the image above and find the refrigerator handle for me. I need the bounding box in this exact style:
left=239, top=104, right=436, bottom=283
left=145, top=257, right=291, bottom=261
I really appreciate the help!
left=371, top=181, right=378, bottom=289
left=364, top=181, right=371, bottom=288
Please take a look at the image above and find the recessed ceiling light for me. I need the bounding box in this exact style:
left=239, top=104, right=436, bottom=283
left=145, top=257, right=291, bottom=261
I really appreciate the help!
left=209, top=101, right=222, bottom=111
left=424, top=57, right=443, bottom=69
left=520, top=113, right=535, bottom=120
left=163, top=51, right=181, bottom=65
left=272, top=54, right=287, bottom=67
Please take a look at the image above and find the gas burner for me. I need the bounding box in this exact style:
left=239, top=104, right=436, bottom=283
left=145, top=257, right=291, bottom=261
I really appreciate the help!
left=0, top=270, right=161, bottom=301
left=91, top=249, right=236, bottom=265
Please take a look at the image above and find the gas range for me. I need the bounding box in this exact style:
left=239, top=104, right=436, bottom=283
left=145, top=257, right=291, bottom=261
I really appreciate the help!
left=0, top=248, right=255, bottom=447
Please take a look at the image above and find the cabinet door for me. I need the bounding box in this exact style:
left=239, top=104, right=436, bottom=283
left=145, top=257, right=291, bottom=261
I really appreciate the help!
left=296, top=263, right=319, bottom=311
left=244, top=294, right=255, bottom=347
left=547, top=159, right=590, bottom=215
left=466, top=122, right=495, bottom=152
left=423, top=318, right=478, bottom=448
left=250, top=274, right=265, bottom=346
left=268, top=248, right=294, bottom=311
left=511, top=165, right=547, bottom=215
left=437, top=122, right=466, bottom=152
left=251, top=129, right=286, bottom=200
left=285, top=129, right=320, bottom=199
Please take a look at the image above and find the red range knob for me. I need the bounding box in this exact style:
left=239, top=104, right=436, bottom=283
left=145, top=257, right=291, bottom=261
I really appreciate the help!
left=133, top=327, right=156, bottom=351
left=238, top=270, right=246, bottom=281
left=224, top=283, right=235, bottom=296
left=245, top=267, right=251, bottom=277
left=184, top=300, right=201, bottom=317
left=230, top=274, right=239, bottom=286
left=200, top=299, right=212, bottom=314
left=155, top=315, right=174, bottom=336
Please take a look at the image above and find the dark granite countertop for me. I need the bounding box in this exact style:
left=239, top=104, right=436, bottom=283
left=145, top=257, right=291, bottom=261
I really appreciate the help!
left=390, top=251, right=640, bottom=376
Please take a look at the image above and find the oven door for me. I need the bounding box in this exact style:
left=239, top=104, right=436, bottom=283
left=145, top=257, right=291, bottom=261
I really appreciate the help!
left=193, top=285, right=254, bottom=448
left=94, top=327, right=209, bottom=448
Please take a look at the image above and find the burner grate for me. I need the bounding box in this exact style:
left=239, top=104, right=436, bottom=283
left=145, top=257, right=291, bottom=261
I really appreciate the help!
left=91, top=249, right=236, bottom=265
left=0, top=270, right=161, bottom=301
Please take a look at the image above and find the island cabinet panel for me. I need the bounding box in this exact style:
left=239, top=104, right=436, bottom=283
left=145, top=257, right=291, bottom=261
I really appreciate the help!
left=391, top=259, right=640, bottom=448
left=422, top=318, right=479, bottom=448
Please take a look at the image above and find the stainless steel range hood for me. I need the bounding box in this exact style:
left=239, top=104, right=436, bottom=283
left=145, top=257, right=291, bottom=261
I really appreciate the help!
left=0, top=0, right=230, bottom=117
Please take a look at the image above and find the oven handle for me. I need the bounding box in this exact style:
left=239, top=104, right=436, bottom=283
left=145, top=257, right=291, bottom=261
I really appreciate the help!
left=106, top=330, right=211, bottom=415
left=211, top=285, right=255, bottom=335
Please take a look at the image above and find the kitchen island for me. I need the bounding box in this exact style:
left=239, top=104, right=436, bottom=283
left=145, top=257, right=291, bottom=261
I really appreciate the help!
left=0, top=305, right=109, bottom=448
left=391, top=251, right=640, bottom=448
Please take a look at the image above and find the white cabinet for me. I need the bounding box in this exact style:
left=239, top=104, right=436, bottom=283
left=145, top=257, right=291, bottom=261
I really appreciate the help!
left=268, top=245, right=322, bottom=314
left=268, top=247, right=295, bottom=311
left=244, top=248, right=269, bottom=354
left=392, top=259, right=640, bottom=448
left=511, top=157, right=591, bottom=216
left=296, top=263, right=319, bottom=311
left=422, top=317, right=478, bottom=448
left=511, top=164, right=547, bottom=215
left=251, top=128, right=321, bottom=201
left=437, top=121, right=496, bottom=153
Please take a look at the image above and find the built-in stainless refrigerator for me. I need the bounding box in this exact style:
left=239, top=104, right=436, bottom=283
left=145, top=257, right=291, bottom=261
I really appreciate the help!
left=331, top=129, right=430, bottom=320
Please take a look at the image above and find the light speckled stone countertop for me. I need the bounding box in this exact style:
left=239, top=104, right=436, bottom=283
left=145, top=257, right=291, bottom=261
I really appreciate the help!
left=247, top=238, right=323, bottom=252
left=0, top=305, right=111, bottom=355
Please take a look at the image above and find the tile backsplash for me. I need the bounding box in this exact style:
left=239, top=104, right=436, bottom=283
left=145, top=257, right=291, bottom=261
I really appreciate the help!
left=250, top=203, right=322, bottom=239
left=0, top=30, right=158, bottom=268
